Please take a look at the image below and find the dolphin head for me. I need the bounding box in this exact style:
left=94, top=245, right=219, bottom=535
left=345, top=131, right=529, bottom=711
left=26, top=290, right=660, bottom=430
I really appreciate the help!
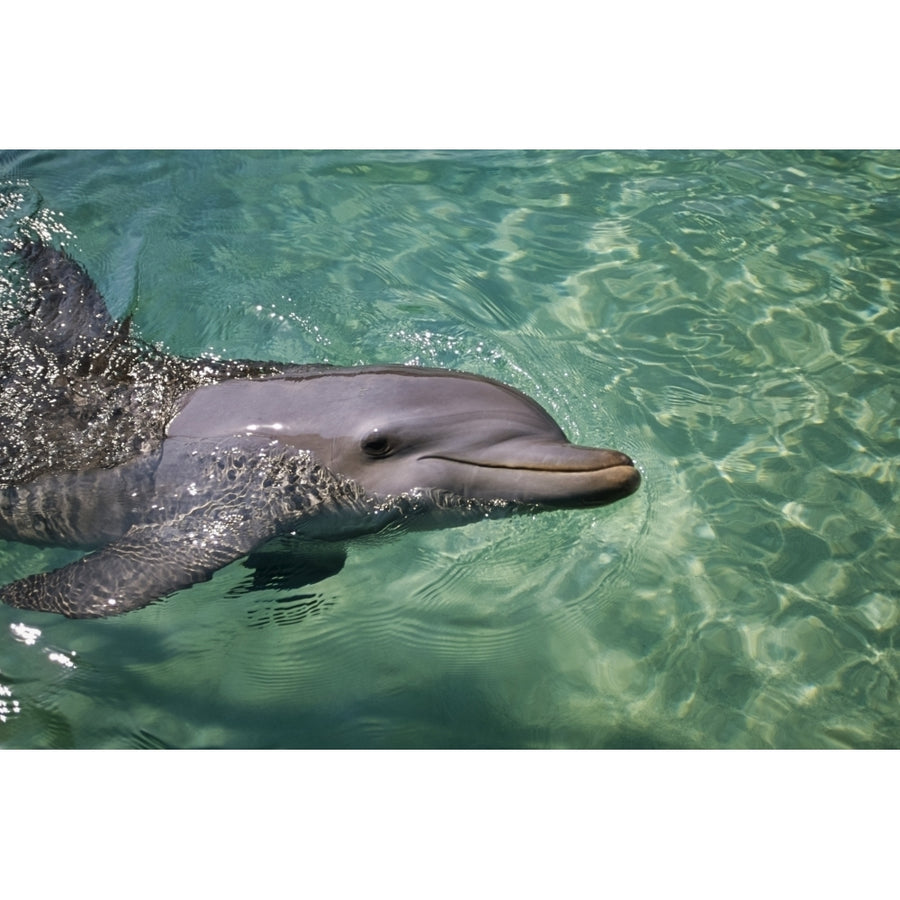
left=318, top=367, right=640, bottom=511
left=168, top=366, right=640, bottom=527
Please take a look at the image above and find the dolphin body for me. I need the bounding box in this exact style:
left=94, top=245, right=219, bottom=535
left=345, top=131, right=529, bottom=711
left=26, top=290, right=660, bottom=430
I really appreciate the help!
left=0, top=240, right=639, bottom=618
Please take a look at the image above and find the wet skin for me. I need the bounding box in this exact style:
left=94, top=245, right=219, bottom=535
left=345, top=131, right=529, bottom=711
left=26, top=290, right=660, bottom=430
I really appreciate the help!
left=0, top=241, right=639, bottom=618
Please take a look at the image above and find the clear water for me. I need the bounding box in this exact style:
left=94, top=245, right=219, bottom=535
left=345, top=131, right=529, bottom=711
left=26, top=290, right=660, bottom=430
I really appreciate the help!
left=0, top=149, right=897, bottom=749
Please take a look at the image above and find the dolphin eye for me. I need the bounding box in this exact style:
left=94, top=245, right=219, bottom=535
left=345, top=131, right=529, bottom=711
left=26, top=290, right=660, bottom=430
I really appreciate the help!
left=361, top=430, right=394, bottom=459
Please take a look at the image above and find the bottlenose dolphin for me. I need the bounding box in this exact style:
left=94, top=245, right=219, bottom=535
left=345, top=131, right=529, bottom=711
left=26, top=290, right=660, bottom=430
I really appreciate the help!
left=0, top=240, right=639, bottom=618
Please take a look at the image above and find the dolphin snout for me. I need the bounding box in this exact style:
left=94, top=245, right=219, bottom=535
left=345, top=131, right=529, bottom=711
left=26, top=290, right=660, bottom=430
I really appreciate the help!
left=528, top=442, right=636, bottom=474
left=590, top=448, right=635, bottom=470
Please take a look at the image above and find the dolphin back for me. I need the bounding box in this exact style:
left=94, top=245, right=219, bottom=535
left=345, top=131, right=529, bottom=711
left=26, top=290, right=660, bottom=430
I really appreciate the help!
left=0, top=241, right=288, bottom=487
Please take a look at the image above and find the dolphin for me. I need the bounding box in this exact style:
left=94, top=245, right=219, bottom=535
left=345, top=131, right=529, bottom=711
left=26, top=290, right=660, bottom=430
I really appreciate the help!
left=0, top=239, right=639, bottom=618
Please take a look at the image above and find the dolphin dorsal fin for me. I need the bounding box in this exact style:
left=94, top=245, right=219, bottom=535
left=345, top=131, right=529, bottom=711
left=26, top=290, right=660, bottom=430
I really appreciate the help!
left=17, top=239, right=119, bottom=347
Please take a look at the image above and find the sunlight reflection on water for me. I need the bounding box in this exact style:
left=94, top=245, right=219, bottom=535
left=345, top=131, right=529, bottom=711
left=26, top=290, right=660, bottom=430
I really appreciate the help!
left=1, top=149, right=898, bottom=748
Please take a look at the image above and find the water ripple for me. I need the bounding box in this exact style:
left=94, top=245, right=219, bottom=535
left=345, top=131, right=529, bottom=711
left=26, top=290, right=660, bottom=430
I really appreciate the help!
left=2, top=151, right=899, bottom=747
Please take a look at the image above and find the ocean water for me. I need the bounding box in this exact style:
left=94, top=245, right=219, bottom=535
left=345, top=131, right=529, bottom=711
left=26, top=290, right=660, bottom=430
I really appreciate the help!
left=0, top=149, right=897, bottom=749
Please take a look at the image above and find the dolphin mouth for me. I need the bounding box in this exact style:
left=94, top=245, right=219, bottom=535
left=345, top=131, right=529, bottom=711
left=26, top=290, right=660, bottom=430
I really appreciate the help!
left=418, top=446, right=641, bottom=509
left=422, top=456, right=634, bottom=474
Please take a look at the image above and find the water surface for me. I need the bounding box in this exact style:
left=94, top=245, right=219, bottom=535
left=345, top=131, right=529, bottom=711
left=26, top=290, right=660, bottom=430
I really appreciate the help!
left=1, top=149, right=898, bottom=748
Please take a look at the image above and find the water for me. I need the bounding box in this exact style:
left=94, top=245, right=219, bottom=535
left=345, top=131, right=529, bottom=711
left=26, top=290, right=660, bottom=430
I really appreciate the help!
left=0, top=149, right=898, bottom=749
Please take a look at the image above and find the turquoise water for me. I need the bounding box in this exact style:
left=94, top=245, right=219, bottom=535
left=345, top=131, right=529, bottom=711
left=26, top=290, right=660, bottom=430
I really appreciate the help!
left=0, top=149, right=898, bottom=749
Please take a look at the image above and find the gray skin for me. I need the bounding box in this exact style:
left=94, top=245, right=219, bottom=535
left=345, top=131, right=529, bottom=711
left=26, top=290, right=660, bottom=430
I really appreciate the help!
left=0, top=241, right=639, bottom=619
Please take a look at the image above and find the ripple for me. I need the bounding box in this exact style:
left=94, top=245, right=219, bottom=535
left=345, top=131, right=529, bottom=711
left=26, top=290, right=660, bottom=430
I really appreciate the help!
left=3, top=151, right=900, bottom=748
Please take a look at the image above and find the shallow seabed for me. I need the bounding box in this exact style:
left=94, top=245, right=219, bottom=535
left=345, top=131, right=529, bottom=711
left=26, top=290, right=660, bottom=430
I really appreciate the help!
left=1, top=149, right=898, bottom=749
